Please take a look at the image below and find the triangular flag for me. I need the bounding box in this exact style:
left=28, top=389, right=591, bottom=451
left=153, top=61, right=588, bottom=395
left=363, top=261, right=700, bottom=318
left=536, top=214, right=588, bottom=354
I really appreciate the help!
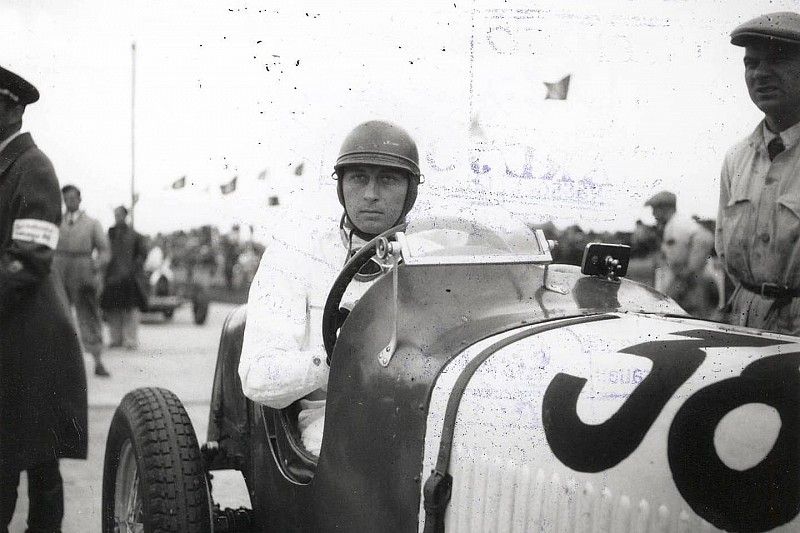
left=257, top=169, right=268, bottom=180
left=544, top=74, right=571, bottom=100
left=294, top=162, right=305, bottom=176
left=171, top=176, right=186, bottom=189
left=220, top=176, right=238, bottom=195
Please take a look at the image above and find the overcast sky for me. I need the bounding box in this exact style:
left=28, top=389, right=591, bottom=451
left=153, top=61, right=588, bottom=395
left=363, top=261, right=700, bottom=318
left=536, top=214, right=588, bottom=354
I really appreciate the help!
left=3, top=0, right=797, bottom=235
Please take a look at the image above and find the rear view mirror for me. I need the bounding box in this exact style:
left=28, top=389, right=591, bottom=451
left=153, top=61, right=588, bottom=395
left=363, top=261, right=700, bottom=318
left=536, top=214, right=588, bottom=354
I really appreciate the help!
left=581, top=243, right=630, bottom=280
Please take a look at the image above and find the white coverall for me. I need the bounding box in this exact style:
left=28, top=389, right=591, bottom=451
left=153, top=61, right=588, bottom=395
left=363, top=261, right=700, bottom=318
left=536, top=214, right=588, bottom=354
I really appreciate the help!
left=238, top=217, right=374, bottom=456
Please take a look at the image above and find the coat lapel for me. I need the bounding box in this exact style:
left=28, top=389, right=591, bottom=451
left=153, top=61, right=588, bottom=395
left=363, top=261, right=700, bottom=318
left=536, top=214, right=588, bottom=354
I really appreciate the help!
left=0, top=132, right=35, bottom=178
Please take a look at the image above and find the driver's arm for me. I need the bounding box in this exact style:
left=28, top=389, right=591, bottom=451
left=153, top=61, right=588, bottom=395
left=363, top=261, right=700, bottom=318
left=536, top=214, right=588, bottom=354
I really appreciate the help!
left=239, top=240, right=329, bottom=409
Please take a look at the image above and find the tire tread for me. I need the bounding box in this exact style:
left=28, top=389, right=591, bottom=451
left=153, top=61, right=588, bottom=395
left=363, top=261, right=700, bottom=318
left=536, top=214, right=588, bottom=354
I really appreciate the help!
left=111, top=387, right=210, bottom=532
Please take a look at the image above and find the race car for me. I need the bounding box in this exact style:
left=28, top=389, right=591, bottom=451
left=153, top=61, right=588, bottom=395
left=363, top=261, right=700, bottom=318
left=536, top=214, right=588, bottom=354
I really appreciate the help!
left=101, top=208, right=800, bottom=532
left=142, top=252, right=210, bottom=325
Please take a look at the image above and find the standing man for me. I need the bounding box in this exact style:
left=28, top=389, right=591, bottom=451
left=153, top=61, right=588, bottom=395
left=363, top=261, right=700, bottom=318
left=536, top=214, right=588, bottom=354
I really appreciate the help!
left=54, top=184, right=111, bottom=376
left=101, top=205, right=148, bottom=350
left=239, top=120, right=422, bottom=456
left=0, top=66, right=87, bottom=533
left=717, top=12, right=800, bottom=334
left=645, top=190, right=715, bottom=316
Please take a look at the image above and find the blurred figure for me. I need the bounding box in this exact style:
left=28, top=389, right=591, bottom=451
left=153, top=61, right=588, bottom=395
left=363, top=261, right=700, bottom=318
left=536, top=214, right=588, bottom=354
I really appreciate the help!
left=0, top=65, right=87, bottom=533
left=144, top=234, right=173, bottom=295
left=221, top=224, right=241, bottom=290
left=645, top=191, right=715, bottom=317
left=54, top=184, right=111, bottom=377
left=717, top=12, right=800, bottom=334
left=101, top=206, right=148, bottom=350
left=626, top=220, right=661, bottom=286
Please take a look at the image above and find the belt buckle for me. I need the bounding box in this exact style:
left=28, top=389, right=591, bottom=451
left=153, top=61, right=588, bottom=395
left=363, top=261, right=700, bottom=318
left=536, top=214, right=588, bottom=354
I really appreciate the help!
left=760, top=282, right=784, bottom=298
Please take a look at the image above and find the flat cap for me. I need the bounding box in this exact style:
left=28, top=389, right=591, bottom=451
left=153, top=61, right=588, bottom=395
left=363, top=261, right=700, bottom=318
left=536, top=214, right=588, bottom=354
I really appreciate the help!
left=731, top=12, right=800, bottom=47
left=644, top=190, right=676, bottom=208
left=0, top=65, right=39, bottom=105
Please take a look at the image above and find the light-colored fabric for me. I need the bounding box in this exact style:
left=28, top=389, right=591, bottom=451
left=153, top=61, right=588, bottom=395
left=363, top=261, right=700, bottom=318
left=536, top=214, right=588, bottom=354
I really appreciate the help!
left=239, top=215, right=375, bottom=453
left=54, top=211, right=109, bottom=355
left=0, top=130, right=22, bottom=155
left=107, top=307, right=140, bottom=348
left=661, top=213, right=714, bottom=277
left=11, top=218, right=59, bottom=249
left=144, top=246, right=164, bottom=272
left=716, top=119, right=800, bottom=334
left=55, top=211, right=109, bottom=286
left=297, top=399, right=326, bottom=456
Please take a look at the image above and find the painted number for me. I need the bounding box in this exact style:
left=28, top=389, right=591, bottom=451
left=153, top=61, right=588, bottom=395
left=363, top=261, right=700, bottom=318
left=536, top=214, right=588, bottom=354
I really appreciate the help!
left=541, top=329, right=797, bottom=532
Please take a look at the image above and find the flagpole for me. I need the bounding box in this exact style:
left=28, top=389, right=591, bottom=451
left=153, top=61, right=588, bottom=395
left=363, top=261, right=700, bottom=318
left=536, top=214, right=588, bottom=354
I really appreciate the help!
left=130, top=41, right=137, bottom=228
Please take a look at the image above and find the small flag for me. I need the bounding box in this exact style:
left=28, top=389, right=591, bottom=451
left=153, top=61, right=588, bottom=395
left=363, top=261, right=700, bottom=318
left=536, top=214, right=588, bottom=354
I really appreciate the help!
left=171, top=176, right=186, bottom=189
left=294, top=162, right=305, bottom=176
left=132, top=192, right=140, bottom=206
left=220, top=176, right=238, bottom=195
left=544, top=74, right=571, bottom=100
left=257, top=168, right=268, bottom=180
left=268, top=195, right=280, bottom=206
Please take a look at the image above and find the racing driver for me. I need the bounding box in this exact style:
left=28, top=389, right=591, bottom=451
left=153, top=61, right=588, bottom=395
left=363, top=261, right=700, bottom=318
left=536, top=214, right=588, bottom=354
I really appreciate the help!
left=239, top=120, right=422, bottom=456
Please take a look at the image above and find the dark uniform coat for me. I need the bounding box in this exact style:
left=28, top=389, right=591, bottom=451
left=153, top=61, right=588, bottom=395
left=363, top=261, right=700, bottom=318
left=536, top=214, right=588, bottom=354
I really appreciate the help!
left=100, top=223, right=148, bottom=311
left=0, top=133, right=88, bottom=469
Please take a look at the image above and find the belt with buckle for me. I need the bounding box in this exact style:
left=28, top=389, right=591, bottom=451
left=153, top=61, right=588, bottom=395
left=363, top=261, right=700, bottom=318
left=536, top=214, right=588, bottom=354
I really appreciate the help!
left=740, top=281, right=800, bottom=299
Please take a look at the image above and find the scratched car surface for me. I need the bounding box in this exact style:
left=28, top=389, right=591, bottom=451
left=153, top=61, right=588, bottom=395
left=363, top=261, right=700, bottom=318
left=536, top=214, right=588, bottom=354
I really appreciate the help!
left=101, top=207, right=800, bottom=533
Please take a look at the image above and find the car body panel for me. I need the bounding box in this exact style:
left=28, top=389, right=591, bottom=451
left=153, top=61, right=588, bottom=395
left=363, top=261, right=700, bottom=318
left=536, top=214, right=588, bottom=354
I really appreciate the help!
left=312, top=261, right=679, bottom=532
left=420, top=313, right=800, bottom=532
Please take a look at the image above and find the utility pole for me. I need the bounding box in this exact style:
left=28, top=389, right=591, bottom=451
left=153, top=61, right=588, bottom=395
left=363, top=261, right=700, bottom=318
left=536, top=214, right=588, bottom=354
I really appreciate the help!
left=130, top=41, right=136, bottom=228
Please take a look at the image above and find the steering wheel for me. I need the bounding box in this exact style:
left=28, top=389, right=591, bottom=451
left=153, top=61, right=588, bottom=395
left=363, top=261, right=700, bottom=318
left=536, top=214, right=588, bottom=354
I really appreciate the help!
left=322, top=223, right=406, bottom=365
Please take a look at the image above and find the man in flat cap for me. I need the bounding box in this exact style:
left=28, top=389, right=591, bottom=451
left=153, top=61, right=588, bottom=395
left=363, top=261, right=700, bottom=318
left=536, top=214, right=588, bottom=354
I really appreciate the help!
left=716, top=12, right=800, bottom=334
left=645, top=190, right=715, bottom=317
left=0, top=66, right=87, bottom=533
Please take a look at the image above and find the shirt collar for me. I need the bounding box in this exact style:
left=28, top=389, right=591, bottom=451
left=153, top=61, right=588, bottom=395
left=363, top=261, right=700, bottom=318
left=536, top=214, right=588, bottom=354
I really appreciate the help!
left=762, top=120, right=800, bottom=152
left=0, top=130, right=24, bottom=155
left=66, top=210, right=84, bottom=223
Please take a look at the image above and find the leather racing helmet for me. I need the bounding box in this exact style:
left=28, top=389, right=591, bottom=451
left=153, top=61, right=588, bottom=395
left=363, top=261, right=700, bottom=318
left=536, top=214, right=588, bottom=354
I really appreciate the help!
left=333, top=120, right=422, bottom=237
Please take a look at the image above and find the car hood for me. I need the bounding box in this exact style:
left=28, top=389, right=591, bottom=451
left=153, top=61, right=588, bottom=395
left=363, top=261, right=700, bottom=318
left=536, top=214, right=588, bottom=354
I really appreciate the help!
left=420, top=313, right=800, bottom=532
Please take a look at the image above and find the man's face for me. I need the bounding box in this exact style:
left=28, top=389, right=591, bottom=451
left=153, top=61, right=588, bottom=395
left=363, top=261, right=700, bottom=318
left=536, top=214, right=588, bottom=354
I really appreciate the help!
left=114, top=208, right=127, bottom=225
left=744, top=42, right=800, bottom=127
left=341, top=164, right=409, bottom=234
left=63, top=190, right=81, bottom=213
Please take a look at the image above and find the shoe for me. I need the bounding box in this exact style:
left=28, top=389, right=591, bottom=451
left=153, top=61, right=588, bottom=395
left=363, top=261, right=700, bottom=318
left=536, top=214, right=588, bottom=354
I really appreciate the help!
left=95, top=363, right=111, bottom=377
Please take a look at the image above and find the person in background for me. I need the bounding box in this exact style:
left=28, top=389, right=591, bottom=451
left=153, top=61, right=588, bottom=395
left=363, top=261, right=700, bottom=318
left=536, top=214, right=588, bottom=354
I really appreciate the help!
left=54, top=184, right=111, bottom=377
left=101, top=205, right=148, bottom=350
left=645, top=190, right=715, bottom=317
left=222, top=224, right=241, bottom=290
left=0, top=65, right=87, bottom=533
left=716, top=12, right=800, bottom=334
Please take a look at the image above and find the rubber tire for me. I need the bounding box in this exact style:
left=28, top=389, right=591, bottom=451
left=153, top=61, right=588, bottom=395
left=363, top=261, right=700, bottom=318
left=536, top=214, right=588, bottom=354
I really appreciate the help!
left=163, top=308, right=175, bottom=321
left=102, top=387, right=212, bottom=533
left=192, top=288, right=209, bottom=326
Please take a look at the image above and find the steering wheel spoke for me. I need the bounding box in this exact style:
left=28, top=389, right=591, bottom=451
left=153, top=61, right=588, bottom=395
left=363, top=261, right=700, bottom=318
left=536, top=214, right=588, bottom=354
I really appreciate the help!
left=322, top=224, right=406, bottom=364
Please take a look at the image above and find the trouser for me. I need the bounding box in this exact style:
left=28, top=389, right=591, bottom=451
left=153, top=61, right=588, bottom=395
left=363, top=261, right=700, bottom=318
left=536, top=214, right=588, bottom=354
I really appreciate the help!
left=0, top=460, right=63, bottom=533
left=65, top=283, right=104, bottom=356
left=106, top=307, right=140, bottom=348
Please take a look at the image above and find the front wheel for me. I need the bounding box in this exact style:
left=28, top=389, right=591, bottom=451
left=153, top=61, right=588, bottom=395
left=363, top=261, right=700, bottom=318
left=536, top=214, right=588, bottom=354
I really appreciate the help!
left=102, top=387, right=212, bottom=533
